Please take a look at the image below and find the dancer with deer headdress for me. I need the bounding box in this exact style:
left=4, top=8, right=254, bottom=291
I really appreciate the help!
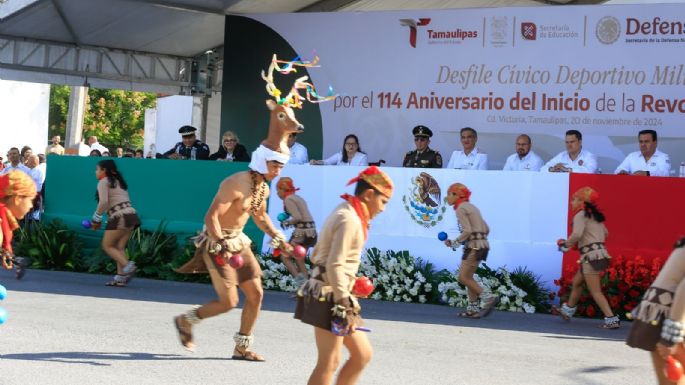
left=173, top=54, right=334, bottom=361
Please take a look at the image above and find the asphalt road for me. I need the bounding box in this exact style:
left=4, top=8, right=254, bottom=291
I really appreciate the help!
left=0, top=269, right=655, bottom=385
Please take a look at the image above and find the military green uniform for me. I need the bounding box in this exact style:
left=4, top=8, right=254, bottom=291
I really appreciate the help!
left=403, top=125, right=443, bottom=168
left=403, top=148, right=442, bottom=168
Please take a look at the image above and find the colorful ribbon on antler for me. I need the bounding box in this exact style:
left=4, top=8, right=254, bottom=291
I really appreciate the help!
left=261, top=54, right=337, bottom=108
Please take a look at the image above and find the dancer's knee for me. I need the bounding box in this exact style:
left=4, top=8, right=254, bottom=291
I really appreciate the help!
left=217, top=291, right=239, bottom=312
left=350, top=346, right=373, bottom=368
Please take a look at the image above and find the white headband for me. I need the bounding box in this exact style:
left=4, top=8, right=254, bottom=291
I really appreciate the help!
left=248, top=144, right=289, bottom=173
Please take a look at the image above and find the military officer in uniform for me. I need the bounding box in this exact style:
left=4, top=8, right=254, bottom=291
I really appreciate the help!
left=402, top=125, right=443, bottom=168
left=163, top=125, right=210, bottom=160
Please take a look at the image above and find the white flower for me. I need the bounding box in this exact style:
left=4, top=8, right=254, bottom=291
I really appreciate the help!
left=418, top=295, right=427, bottom=303
left=424, top=283, right=432, bottom=292
left=522, top=303, right=535, bottom=314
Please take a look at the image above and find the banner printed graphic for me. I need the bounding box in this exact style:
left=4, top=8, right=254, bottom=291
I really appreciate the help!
left=248, top=5, right=685, bottom=171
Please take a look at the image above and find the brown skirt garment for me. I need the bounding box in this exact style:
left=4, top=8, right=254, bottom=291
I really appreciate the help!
left=462, top=247, right=489, bottom=262
left=294, top=279, right=363, bottom=331
left=106, top=213, right=140, bottom=230
left=626, top=287, right=675, bottom=351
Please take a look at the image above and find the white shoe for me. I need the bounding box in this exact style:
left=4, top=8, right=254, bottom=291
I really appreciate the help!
left=122, top=261, right=137, bottom=275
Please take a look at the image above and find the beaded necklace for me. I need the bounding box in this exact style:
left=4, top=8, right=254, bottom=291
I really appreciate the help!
left=249, top=171, right=267, bottom=215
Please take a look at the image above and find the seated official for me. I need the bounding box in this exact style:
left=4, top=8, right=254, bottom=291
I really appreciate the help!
left=615, top=129, right=671, bottom=177
left=503, top=134, right=544, bottom=172
left=287, top=133, right=309, bottom=165
left=162, top=125, right=210, bottom=160
left=542, top=130, right=597, bottom=174
left=210, top=131, right=250, bottom=162
left=446, top=127, right=488, bottom=170
left=310, top=134, right=368, bottom=166
left=403, top=125, right=442, bottom=168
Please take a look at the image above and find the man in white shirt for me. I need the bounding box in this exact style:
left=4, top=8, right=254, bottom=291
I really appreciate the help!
left=286, top=133, right=309, bottom=165
left=78, top=138, right=91, bottom=156
left=542, top=130, right=597, bottom=174
left=0, top=148, right=31, bottom=176
left=25, top=155, right=44, bottom=192
left=615, top=129, right=671, bottom=177
left=88, top=136, right=109, bottom=155
left=37, top=154, right=47, bottom=178
left=446, top=127, right=488, bottom=170
left=503, top=134, right=544, bottom=171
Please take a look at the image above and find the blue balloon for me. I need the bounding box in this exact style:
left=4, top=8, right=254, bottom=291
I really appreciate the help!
left=0, top=284, right=6, bottom=300
left=277, top=212, right=290, bottom=222
left=438, top=232, right=448, bottom=241
left=0, top=307, right=7, bottom=324
left=82, top=219, right=92, bottom=229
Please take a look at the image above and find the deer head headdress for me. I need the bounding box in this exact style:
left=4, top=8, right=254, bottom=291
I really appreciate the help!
left=259, top=54, right=336, bottom=155
left=249, top=54, right=336, bottom=174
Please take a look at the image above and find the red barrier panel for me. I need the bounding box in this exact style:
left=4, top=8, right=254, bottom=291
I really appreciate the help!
left=561, top=174, right=685, bottom=279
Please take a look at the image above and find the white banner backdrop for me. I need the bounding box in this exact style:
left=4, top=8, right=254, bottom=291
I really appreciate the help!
left=264, top=165, right=569, bottom=285
left=248, top=4, right=685, bottom=173
left=0, top=79, right=49, bottom=159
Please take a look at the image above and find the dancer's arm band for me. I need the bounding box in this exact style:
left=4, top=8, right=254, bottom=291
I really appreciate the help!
left=268, top=232, right=287, bottom=249
left=660, top=319, right=685, bottom=346
left=92, top=212, right=103, bottom=223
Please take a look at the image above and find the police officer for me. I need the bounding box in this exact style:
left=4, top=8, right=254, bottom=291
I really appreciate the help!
left=163, top=125, right=210, bottom=160
left=403, top=125, right=442, bottom=168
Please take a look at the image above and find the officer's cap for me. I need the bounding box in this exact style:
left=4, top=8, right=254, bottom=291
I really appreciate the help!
left=412, top=125, right=432, bottom=138
left=179, top=125, right=197, bottom=137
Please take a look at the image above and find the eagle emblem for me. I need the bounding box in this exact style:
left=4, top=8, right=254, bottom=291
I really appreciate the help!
left=402, top=172, right=446, bottom=227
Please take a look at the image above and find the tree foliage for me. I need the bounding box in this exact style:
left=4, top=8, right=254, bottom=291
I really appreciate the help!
left=48, top=85, right=156, bottom=149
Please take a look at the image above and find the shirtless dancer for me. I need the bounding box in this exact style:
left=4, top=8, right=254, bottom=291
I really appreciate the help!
left=174, top=147, right=293, bottom=361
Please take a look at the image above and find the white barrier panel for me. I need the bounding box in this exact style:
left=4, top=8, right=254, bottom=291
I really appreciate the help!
left=265, top=166, right=569, bottom=285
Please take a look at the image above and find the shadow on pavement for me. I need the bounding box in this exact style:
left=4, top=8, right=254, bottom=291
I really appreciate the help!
left=2, top=269, right=631, bottom=341
left=0, top=352, right=228, bottom=366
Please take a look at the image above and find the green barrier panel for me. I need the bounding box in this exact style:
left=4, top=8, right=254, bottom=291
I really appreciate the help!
left=43, top=156, right=265, bottom=251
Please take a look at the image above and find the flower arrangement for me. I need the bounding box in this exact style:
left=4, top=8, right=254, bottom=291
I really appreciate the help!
left=359, top=248, right=437, bottom=304
left=554, top=254, right=665, bottom=318
left=437, top=264, right=537, bottom=314
left=256, top=252, right=307, bottom=292
left=254, top=248, right=547, bottom=313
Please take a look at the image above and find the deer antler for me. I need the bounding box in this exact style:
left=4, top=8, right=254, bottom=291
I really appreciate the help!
left=261, top=54, right=336, bottom=109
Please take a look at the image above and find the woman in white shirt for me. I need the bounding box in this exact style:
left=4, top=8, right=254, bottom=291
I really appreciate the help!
left=310, top=134, right=368, bottom=166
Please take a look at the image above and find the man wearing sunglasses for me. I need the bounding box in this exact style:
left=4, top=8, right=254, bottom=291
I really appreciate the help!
left=402, top=125, right=442, bottom=168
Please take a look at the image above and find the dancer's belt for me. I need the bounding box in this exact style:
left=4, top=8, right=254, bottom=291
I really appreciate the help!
left=108, top=201, right=132, bottom=215
left=295, top=222, right=315, bottom=229
left=579, top=242, right=605, bottom=256
left=468, top=232, right=488, bottom=241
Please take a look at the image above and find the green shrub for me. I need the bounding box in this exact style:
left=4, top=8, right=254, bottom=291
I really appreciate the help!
left=15, top=219, right=83, bottom=271
left=125, top=221, right=178, bottom=278
left=509, top=266, right=552, bottom=313
left=157, top=240, right=210, bottom=283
